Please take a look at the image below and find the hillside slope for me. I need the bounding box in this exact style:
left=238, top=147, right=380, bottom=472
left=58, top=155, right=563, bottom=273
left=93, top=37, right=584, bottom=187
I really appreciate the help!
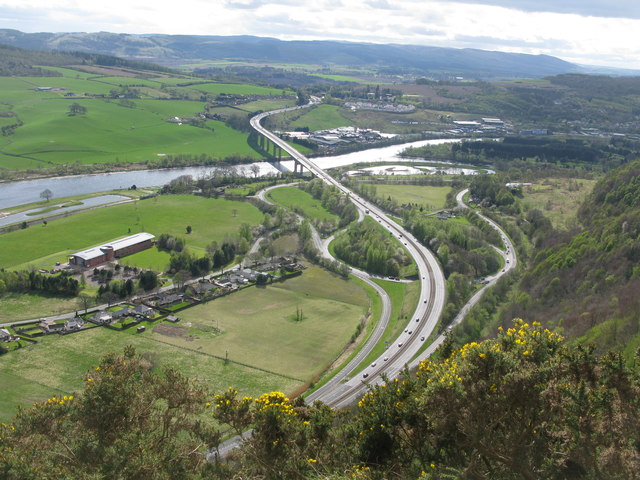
left=0, top=29, right=581, bottom=79
left=504, top=160, right=640, bottom=358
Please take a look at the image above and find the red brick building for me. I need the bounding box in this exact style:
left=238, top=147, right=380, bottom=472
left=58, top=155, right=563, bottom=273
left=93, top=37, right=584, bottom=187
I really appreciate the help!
left=69, top=233, right=155, bottom=268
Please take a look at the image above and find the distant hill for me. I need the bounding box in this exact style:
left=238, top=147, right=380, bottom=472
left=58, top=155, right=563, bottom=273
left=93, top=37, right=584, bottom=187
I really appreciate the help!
left=0, top=29, right=582, bottom=79
left=0, top=42, right=175, bottom=77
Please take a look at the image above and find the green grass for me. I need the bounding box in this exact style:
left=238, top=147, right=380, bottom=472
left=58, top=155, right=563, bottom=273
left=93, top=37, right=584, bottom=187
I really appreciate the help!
left=0, top=195, right=263, bottom=270
left=0, top=292, right=81, bottom=323
left=271, top=234, right=299, bottom=256
left=118, top=247, right=171, bottom=272
left=188, top=83, right=289, bottom=96
left=309, top=73, right=366, bottom=83
left=267, top=187, right=339, bottom=223
left=288, top=105, right=352, bottom=131
left=0, top=325, right=301, bottom=421
left=177, top=265, right=369, bottom=381
left=520, top=178, right=597, bottom=231
left=1, top=98, right=263, bottom=168
left=368, top=184, right=452, bottom=212
left=0, top=73, right=297, bottom=171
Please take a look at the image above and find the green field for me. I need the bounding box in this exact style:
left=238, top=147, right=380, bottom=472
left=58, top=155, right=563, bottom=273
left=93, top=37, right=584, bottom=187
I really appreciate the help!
left=267, top=186, right=339, bottom=223
left=188, top=83, right=289, bottom=96
left=0, top=325, right=300, bottom=422
left=309, top=73, right=367, bottom=83
left=288, top=104, right=352, bottom=131
left=0, top=195, right=263, bottom=270
left=0, top=265, right=370, bottom=421
left=520, top=178, right=597, bottom=231
left=0, top=292, right=81, bottom=323
left=0, top=71, right=297, bottom=171
left=0, top=95, right=263, bottom=169
left=369, top=184, right=452, bottom=211
left=178, top=265, right=369, bottom=380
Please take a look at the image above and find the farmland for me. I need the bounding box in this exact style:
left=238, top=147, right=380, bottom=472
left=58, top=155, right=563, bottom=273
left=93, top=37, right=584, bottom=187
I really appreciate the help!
left=267, top=186, right=340, bottom=223
left=0, top=195, right=263, bottom=270
left=0, top=265, right=371, bottom=421
left=0, top=66, right=296, bottom=172
left=367, top=184, right=452, bottom=212
left=287, top=104, right=352, bottom=131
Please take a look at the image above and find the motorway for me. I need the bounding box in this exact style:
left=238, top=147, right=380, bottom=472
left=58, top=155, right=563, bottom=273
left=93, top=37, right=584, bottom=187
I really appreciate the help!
left=406, top=189, right=517, bottom=367
left=250, top=105, right=447, bottom=408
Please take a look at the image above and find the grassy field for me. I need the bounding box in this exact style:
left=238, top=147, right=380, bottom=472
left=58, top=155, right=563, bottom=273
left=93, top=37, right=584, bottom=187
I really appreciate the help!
left=288, top=105, right=352, bottom=131
left=1, top=97, right=262, bottom=168
left=0, top=265, right=370, bottom=421
left=520, top=178, right=597, bottom=231
left=270, top=234, right=299, bottom=256
left=267, top=187, right=340, bottom=223
left=188, top=83, right=289, bottom=96
left=0, top=292, right=81, bottom=323
left=0, top=325, right=301, bottom=422
left=368, top=184, right=452, bottom=212
left=176, top=265, right=369, bottom=381
left=0, top=195, right=263, bottom=270
left=0, top=70, right=298, bottom=171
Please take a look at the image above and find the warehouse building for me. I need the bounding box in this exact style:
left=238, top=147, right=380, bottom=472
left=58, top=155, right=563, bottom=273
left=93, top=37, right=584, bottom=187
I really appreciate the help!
left=69, top=233, right=155, bottom=268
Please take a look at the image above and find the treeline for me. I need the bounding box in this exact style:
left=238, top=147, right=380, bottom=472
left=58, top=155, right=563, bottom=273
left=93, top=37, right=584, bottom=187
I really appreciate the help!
left=95, top=269, right=158, bottom=303
left=549, top=73, right=640, bottom=98
left=147, top=153, right=259, bottom=170
left=453, top=137, right=600, bottom=164
left=407, top=213, right=502, bottom=279
left=333, top=218, right=409, bottom=277
left=299, top=178, right=358, bottom=229
left=469, top=173, right=520, bottom=211
left=156, top=233, right=185, bottom=252
left=0, top=270, right=79, bottom=296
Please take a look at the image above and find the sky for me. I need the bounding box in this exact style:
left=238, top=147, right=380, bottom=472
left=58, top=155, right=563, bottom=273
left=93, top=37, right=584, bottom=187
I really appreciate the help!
left=1, top=0, right=639, bottom=69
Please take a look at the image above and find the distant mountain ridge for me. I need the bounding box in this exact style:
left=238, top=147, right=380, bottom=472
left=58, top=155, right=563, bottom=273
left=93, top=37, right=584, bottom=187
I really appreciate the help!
left=0, top=28, right=582, bottom=79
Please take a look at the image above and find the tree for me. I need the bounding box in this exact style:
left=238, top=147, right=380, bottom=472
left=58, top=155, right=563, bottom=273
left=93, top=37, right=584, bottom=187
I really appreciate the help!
left=186, top=225, right=192, bottom=234
left=40, top=189, right=53, bottom=202
left=77, top=293, right=94, bottom=314
left=68, top=102, right=87, bottom=115
left=138, top=270, right=158, bottom=291
left=173, top=270, right=190, bottom=291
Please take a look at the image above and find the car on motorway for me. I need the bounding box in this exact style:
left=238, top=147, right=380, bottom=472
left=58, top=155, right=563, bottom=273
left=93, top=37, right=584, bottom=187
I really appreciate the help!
left=408, top=330, right=413, bottom=335
left=383, top=356, right=389, bottom=361
left=371, top=362, right=376, bottom=367
left=416, top=318, right=420, bottom=322
left=398, top=342, right=403, bottom=347
left=421, top=336, right=425, bottom=341
left=362, top=373, right=369, bottom=378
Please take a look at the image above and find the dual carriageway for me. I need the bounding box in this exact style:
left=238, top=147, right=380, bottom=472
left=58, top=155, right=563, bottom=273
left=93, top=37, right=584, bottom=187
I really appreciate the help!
left=250, top=105, right=514, bottom=408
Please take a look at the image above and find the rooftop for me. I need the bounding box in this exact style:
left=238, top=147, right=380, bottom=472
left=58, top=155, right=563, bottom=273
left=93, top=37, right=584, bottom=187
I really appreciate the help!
left=71, top=233, right=155, bottom=261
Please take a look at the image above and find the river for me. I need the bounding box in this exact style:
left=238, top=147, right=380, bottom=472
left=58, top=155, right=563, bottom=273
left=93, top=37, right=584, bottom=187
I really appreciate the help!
left=0, top=138, right=464, bottom=211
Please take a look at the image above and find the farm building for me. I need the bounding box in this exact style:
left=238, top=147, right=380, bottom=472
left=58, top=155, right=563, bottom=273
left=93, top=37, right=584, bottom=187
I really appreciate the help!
left=69, top=233, right=155, bottom=268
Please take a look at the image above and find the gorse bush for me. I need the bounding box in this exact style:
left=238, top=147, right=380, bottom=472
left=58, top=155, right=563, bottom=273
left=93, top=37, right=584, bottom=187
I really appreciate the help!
left=1, top=321, right=638, bottom=479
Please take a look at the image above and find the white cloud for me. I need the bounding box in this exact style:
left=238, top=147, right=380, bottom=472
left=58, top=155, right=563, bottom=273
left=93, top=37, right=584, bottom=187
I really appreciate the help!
left=1, top=0, right=639, bottom=69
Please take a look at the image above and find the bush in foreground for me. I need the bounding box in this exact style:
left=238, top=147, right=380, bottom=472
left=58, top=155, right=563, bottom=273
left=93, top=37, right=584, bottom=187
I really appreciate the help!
left=1, top=321, right=639, bottom=479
